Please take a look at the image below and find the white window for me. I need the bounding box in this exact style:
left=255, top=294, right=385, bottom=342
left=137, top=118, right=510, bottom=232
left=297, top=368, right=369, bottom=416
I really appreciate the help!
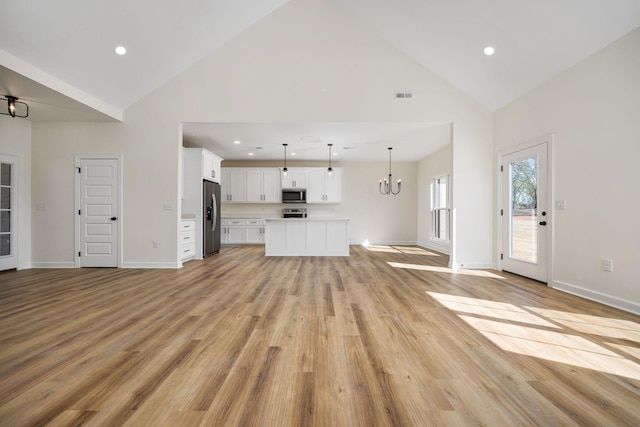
left=431, top=174, right=450, bottom=241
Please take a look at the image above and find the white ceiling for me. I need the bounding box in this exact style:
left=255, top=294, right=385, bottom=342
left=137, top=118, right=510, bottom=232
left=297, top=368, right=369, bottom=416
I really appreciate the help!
left=183, top=122, right=451, bottom=162
left=2, top=0, right=640, bottom=160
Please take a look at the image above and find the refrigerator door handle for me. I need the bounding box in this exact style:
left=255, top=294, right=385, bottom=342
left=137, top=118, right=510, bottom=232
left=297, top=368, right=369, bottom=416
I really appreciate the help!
left=211, top=193, right=217, bottom=232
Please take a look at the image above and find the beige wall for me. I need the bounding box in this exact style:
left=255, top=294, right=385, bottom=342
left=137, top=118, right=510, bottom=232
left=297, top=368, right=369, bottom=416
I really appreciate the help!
left=29, top=0, right=493, bottom=267
left=495, top=27, right=640, bottom=313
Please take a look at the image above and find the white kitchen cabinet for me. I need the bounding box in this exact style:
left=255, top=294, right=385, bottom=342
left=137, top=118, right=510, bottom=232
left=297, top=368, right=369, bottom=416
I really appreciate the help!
left=222, top=218, right=245, bottom=243
left=202, top=150, right=221, bottom=182
left=221, top=169, right=247, bottom=202
left=281, top=168, right=307, bottom=189
left=223, top=168, right=280, bottom=204
left=183, top=147, right=222, bottom=183
left=307, top=168, right=342, bottom=203
left=221, top=218, right=265, bottom=244
left=264, top=218, right=349, bottom=256
left=245, top=218, right=265, bottom=243
left=246, top=170, right=281, bottom=203
left=179, top=219, right=196, bottom=261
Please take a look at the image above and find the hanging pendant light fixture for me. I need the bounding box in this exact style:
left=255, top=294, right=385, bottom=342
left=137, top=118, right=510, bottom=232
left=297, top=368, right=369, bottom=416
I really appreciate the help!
left=282, top=143, right=288, bottom=176
left=1, top=95, right=29, bottom=118
left=327, top=143, right=333, bottom=175
left=379, top=147, right=401, bottom=195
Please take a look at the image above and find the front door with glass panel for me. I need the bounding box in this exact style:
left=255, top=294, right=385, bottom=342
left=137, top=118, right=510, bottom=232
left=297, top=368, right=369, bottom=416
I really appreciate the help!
left=0, top=156, right=17, bottom=271
left=501, top=143, right=548, bottom=282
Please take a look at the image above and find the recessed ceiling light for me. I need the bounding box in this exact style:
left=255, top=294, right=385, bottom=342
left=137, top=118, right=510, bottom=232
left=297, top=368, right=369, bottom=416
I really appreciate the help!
left=234, top=140, right=241, bottom=144
left=248, top=152, right=254, bottom=156
left=291, top=152, right=296, bottom=156
left=333, top=152, right=338, bottom=156
left=483, top=46, right=495, bottom=56
left=115, top=46, right=127, bottom=56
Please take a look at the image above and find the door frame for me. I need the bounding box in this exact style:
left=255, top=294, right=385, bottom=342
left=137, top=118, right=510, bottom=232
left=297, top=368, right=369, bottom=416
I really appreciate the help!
left=497, top=134, right=554, bottom=284
left=0, top=153, right=19, bottom=271
left=74, top=154, right=123, bottom=268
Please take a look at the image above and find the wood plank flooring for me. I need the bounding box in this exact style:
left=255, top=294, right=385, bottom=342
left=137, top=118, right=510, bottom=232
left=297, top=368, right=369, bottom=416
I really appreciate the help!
left=1, top=245, right=640, bottom=426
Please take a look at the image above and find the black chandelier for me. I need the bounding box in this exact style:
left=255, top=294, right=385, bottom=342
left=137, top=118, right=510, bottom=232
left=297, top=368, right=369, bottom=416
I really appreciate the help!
left=327, top=143, right=333, bottom=175
left=379, top=147, right=401, bottom=195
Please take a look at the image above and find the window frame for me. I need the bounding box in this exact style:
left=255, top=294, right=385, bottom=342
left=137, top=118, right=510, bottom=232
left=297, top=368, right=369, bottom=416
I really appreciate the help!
left=431, top=174, right=450, bottom=242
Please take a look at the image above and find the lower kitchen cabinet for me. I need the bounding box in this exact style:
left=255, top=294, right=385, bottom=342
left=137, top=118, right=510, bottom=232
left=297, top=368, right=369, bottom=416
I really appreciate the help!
left=180, top=219, right=196, bottom=261
left=221, top=218, right=265, bottom=244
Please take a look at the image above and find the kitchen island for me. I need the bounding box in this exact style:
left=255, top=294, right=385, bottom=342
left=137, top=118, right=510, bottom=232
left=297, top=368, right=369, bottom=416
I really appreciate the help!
left=264, top=218, right=349, bottom=256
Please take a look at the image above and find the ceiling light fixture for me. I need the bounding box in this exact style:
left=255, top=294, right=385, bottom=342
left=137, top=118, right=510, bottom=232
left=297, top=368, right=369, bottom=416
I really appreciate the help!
left=327, top=143, right=333, bottom=175
left=1, top=95, right=28, bottom=118
left=484, top=46, right=495, bottom=56
left=282, top=143, right=288, bottom=175
left=234, top=140, right=241, bottom=144
left=115, top=46, right=127, bottom=55
left=379, top=147, right=401, bottom=195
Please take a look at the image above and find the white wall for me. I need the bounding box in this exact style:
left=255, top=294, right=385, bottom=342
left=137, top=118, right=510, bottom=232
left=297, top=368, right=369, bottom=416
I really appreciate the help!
left=494, top=27, right=640, bottom=313
left=417, top=142, right=452, bottom=254
left=29, top=0, right=493, bottom=267
left=0, top=115, right=31, bottom=269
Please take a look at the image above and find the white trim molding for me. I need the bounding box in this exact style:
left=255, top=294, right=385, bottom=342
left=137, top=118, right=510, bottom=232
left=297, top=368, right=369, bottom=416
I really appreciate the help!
left=552, top=280, right=640, bottom=315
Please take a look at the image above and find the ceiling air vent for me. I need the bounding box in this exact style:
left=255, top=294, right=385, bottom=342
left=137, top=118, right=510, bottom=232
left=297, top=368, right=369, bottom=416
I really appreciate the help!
left=395, top=92, right=413, bottom=99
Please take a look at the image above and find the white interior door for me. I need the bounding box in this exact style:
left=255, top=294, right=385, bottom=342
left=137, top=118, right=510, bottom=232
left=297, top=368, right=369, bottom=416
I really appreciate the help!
left=0, top=155, right=17, bottom=271
left=77, top=158, right=119, bottom=267
left=501, top=143, right=548, bottom=282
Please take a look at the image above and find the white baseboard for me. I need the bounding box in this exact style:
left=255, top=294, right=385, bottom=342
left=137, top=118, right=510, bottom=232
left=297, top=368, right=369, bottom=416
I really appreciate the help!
left=416, top=240, right=450, bottom=255
left=552, top=280, right=640, bottom=315
left=31, top=262, right=75, bottom=269
left=121, top=261, right=181, bottom=269
left=449, top=262, right=497, bottom=270
left=357, top=240, right=417, bottom=246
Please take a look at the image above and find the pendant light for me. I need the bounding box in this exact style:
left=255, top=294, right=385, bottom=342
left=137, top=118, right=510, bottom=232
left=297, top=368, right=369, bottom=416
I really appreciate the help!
left=282, top=143, right=288, bottom=176
left=327, top=143, right=333, bottom=175
left=379, top=147, right=401, bottom=195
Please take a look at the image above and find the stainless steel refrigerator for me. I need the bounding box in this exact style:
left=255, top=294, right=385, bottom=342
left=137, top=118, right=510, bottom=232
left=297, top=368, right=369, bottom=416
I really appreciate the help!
left=203, top=180, right=221, bottom=257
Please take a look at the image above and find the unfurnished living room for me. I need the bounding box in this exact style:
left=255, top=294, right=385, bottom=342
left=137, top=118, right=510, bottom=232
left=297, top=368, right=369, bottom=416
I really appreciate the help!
left=1, top=1, right=640, bottom=426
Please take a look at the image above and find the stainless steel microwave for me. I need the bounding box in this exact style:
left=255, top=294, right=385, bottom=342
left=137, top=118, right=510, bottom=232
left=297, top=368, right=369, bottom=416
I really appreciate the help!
left=282, top=188, right=307, bottom=203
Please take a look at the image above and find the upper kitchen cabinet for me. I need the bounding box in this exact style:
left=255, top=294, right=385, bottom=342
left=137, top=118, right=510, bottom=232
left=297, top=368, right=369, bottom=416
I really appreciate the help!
left=221, top=169, right=246, bottom=202
left=280, top=168, right=307, bottom=189
left=307, top=168, right=342, bottom=203
left=246, top=169, right=281, bottom=203
left=183, top=148, right=222, bottom=183
left=222, top=168, right=281, bottom=203
left=202, top=150, right=222, bottom=182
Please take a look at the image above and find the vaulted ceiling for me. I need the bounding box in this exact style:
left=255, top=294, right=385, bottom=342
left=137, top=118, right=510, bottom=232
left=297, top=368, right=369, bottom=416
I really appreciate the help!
left=2, top=0, right=640, bottom=159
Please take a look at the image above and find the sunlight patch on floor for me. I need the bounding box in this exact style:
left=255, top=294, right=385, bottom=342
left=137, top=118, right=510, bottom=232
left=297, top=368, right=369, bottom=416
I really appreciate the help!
left=428, top=292, right=558, bottom=328
left=526, top=306, right=640, bottom=343
left=428, top=291, right=640, bottom=381
left=362, top=243, right=441, bottom=256
left=390, top=262, right=504, bottom=278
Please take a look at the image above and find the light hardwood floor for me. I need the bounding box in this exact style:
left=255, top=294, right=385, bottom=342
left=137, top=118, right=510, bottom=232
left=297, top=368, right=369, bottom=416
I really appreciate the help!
left=1, top=245, right=640, bottom=426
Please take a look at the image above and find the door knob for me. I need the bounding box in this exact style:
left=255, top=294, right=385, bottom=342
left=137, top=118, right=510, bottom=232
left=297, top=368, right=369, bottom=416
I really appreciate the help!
left=539, top=221, right=547, bottom=226
left=110, top=217, right=117, bottom=221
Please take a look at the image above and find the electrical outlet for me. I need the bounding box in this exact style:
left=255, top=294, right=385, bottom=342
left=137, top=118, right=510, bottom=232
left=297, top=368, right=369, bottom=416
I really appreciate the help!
left=153, top=241, right=159, bottom=249
left=602, top=259, right=613, bottom=272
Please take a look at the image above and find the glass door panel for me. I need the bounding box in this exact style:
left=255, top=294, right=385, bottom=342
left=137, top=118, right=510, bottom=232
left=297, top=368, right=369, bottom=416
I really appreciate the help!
left=510, top=156, right=538, bottom=263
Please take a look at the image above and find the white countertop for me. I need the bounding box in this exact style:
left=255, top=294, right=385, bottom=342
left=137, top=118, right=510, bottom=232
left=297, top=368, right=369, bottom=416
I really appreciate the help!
left=264, top=217, right=349, bottom=221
